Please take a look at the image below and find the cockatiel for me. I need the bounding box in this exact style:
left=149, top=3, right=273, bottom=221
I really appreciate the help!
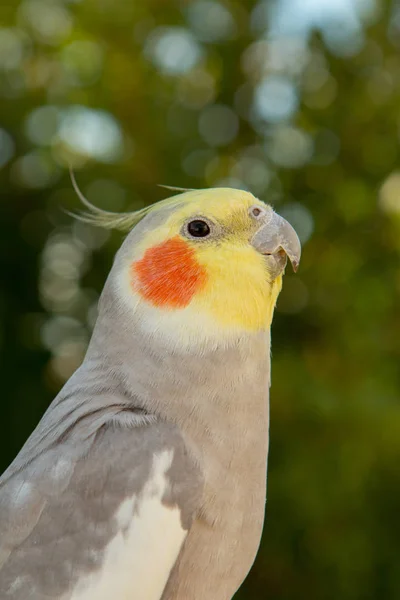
left=0, top=185, right=301, bottom=600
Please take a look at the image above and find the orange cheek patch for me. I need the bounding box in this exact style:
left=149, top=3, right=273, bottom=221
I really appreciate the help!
left=131, top=236, right=208, bottom=308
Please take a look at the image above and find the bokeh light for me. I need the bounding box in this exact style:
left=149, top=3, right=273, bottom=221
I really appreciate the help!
left=379, top=171, right=400, bottom=215
left=253, top=76, right=299, bottom=123
left=198, top=104, right=239, bottom=146
left=57, top=106, right=124, bottom=163
left=0, top=27, right=31, bottom=70
left=186, top=0, right=237, bottom=43
left=0, top=129, right=15, bottom=168
left=144, top=27, right=203, bottom=75
left=25, top=105, right=60, bottom=146
left=268, top=125, right=314, bottom=168
left=18, top=0, right=73, bottom=45
left=60, top=40, right=104, bottom=86
left=11, top=150, right=59, bottom=188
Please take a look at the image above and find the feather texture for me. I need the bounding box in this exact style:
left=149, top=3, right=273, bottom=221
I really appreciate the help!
left=0, top=181, right=299, bottom=599
left=69, top=169, right=189, bottom=232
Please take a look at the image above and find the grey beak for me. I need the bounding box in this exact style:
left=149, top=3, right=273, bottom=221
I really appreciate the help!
left=251, top=212, right=301, bottom=273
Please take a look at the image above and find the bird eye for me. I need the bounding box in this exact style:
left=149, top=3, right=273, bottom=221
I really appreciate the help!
left=187, top=219, right=211, bottom=238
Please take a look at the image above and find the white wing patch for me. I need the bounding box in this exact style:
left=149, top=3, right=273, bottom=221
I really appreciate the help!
left=69, top=450, right=186, bottom=600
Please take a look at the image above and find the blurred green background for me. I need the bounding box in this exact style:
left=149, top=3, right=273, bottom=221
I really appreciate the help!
left=1, top=0, right=400, bottom=598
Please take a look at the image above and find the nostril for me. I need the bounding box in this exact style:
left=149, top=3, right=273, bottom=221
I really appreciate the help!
left=250, top=206, right=264, bottom=218
left=261, top=248, right=286, bottom=258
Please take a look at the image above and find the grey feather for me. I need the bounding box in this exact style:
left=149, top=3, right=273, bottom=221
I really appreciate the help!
left=0, top=389, right=202, bottom=598
left=0, top=195, right=273, bottom=600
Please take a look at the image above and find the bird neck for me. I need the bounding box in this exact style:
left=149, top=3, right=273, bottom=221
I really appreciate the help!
left=85, top=281, right=272, bottom=428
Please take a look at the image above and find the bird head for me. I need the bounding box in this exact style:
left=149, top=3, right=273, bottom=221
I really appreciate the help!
left=73, top=183, right=301, bottom=347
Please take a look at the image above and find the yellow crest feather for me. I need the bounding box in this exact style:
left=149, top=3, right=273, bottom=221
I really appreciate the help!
left=69, top=169, right=196, bottom=232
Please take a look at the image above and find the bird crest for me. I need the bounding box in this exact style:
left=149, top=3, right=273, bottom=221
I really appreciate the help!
left=69, top=169, right=196, bottom=232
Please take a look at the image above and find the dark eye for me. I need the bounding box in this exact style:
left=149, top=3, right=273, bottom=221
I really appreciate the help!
left=187, top=220, right=211, bottom=238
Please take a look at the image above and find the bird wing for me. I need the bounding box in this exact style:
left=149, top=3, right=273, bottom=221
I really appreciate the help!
left=0, top=406, right=203, bottom=600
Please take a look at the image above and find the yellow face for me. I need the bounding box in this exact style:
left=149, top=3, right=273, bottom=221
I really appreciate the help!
left=129, top=188, right=284, bottom=334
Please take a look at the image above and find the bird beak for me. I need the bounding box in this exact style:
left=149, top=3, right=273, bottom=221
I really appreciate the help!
left=251, top=211, right=301, bottom=278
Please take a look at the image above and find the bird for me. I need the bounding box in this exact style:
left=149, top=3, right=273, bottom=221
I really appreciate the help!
left=0, top=184, right=301, bottom=600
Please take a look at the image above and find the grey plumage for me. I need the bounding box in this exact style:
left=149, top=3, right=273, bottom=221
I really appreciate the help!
left=0, top=188, right=301, bottom=599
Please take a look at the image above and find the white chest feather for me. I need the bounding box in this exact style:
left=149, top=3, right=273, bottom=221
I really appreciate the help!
left=69, top=451, right=186, bottom=600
